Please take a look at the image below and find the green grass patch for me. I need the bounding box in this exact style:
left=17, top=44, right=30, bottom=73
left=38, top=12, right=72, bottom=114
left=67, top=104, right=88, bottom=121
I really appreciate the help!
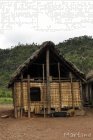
left=0, top=89, right=12, bottom=98
left=0, top=97, right=13, bottom=104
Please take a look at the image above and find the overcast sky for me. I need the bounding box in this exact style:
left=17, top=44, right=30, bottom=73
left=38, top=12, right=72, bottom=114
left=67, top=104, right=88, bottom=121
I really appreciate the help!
left=0, top=0, right=93, bottom=49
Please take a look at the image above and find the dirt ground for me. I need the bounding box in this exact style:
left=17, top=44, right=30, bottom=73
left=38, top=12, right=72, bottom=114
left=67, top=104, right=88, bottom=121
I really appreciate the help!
left=0, top=105, right=93, bottom=140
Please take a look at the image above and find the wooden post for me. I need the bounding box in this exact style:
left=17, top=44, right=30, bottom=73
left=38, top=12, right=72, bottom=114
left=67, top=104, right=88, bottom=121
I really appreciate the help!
left=70, top=72, right=74, bottom=109
left=46, top=48, right=51, bottom=114
left=42, top=64, right=46, bottom=117
left=13, top=83, right=17, bottom=118
left=86, top=84, right=88, bottom=102
left=12, top=87, right=15, bottom=107
left=89, top=83, right=93, bottom=106
left=27, top=75, right=31, bottom=118
left=58, top=63, right=62, bottom=111
left=20, top=74, right=23, bottom=118
left=91, top=83, right=93, bottom=107
left=80, top=81, right=83, bottom=109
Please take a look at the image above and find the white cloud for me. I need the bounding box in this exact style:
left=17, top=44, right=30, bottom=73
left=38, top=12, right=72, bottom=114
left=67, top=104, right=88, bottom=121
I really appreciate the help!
left=0, top=0, right=93, bottom=49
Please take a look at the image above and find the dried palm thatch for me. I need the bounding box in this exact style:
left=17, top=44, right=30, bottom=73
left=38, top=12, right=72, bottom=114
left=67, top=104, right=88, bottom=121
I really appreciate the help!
left=8, top=41, right=86, bottom=87
left=86, top=70, right=93, bottom=82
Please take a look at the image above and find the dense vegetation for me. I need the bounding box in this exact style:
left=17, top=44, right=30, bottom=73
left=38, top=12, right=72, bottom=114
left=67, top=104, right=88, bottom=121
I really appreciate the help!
left=0, top=35, right=93, bottom=103
left=57, top=35, right=93, bottom=73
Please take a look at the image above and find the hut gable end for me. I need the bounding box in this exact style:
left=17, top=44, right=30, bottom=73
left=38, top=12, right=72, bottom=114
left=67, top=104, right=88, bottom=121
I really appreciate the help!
left=8, top=41, right=85, bottom=88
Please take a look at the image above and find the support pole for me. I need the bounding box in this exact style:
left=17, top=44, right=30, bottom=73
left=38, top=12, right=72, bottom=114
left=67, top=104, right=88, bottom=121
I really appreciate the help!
left=46, top=48, right=51, bottom=114
left=89, top=84, right=91, bottom=104
left=70, top=72, right=74, bottom=109
left=13, top=83, right=17, bottom=118
left=91, top=83, right=93, bottom=107
left=27, top=75, right=31, bottom=118
left=20, top=73, right=23, bottom=118
left=42, top=64, right=46, bottom=117
left=86, top=84, right=88, bottom=102
left=58, top=63, right=62, bottom=111
left=80, top=81, right=83, bottom=109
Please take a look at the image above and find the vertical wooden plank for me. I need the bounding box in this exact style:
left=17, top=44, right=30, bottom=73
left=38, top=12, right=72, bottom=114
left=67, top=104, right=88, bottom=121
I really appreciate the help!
left=86, top=84, right=88, bottom=102
left=12, top=87, right=15, bottom=106
left=13, top=83, right=17, bottom=118
left=70, top=72, right=74, bottom=109
left=89, top=84, right=91, bottom=104
left=88, top=84, right=90, bottom=103
left=42, top=64, right=46, bottom=117
left=46, top=48, right=51, bottom=114
left=58, top=63, right=62, bottom=111
left=27, top=75, right=31, bottom=118
left=80, top=81, right=83, bottom=109
left=89, top=83, right=93, bottom=106
left=91, top=83, right=93, bottom=106
left=20, top=73, right=23, bottom=118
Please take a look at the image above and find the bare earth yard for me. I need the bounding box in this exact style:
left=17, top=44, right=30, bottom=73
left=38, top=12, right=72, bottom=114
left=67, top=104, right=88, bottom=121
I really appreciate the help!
left=0, top=105, right=93, bottom=140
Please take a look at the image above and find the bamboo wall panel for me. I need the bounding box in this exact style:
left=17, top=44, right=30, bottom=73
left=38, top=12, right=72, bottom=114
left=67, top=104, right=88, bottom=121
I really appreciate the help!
left=29, top=83, right=44, bottom=113
left=72, top=82, right=81, bottom=106
left=15, top=82, right=21, bottom=107
left=50, top=83, right=60, bottom=111
left=61, top=82, right=72, bottom=107
left=14, top=81, right=81, bottom=113
left=22, top=82, right=28, bottom=108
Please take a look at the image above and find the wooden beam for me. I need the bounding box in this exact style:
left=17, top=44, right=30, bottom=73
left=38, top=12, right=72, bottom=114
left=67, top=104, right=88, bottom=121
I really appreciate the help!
left=58, top=63, right=62, bottom=111
left=42, top=64, right=46, bottom=117
left=86, top=84, right=88, bottom=101
left=27, top=75, right=31, bottom=118
left=80, top=81, right=83, bottom=109
left=12, top=87, right=15, bottom=106
left=20, top=73, right=23, bottom=118
left=16, top=78, right=80, bottom=82
left=70, top=72, right=74, bottom=109
left=46, top=48, right=51, bottom=114
left=13, top=83, right=17, bottom=118
left=91, top=83, right=93, bottom=106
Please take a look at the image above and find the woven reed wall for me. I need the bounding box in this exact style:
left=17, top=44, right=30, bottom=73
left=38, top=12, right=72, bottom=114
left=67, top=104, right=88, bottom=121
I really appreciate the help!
left=14, top=81, right=81, bottom=112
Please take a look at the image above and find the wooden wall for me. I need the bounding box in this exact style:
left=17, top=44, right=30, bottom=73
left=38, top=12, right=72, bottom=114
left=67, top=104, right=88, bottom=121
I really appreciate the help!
left=13, top=81, right=81, bottom=114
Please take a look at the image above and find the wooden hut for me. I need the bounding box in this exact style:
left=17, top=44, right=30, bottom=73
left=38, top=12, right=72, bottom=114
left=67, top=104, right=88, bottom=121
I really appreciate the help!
left=8, top=41, right=85, bottom=118
left=83, top=70, right=93, bottom=107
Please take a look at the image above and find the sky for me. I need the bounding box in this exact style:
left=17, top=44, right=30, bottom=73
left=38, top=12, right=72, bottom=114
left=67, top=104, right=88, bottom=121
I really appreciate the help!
left=0, top=0, right=93, bottom=49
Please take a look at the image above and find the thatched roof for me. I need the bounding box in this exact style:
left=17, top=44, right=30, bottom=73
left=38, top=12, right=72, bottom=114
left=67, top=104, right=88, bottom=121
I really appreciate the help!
left=8, top=41, right=86, bottom=87
left=86, top=70, right=93, bottom=82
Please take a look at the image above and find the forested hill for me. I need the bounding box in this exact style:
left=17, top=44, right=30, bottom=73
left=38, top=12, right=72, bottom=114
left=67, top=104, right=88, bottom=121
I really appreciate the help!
left=57, top=35, right=93, bottom=73
left=0, top=35, right=93, bottom=90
